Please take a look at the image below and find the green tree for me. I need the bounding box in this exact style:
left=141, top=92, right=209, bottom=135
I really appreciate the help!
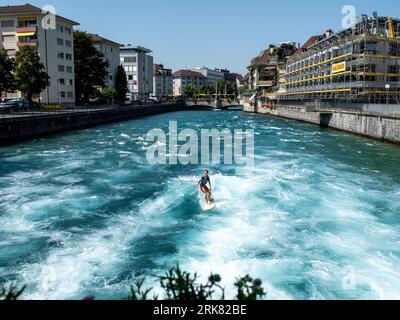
left=74, top=31, right=109, bottom=104
left=184, top=84, right=198, bottom=99
left=0, top=48, right=15, bottom=96
left=13, top=46, right=49, bottom=104
left=115, top=65, right=128, bottom=104
left=99, top=87, right=116, bottom=105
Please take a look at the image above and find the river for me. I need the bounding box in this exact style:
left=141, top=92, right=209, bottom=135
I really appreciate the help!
left=0, top=110, right=400, bottom=300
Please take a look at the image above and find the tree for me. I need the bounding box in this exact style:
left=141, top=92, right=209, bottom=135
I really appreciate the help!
left=184, top=84, right=198, bottom=99
left=115, top=65, right=128, bottom=104
left=13, top=46, right=49, bottom=104
left=74, top=30, right=109, bottom=104
left=0, top=48, right=15, bottom=96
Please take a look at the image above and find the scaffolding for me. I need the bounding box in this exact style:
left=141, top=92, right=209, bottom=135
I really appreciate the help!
left=277, top=14, right=400, bottom=106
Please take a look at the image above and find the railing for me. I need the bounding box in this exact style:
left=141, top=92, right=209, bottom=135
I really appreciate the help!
left=0, top=102, right=174, bottom=121
left=16, top=26, right=37, bottom=34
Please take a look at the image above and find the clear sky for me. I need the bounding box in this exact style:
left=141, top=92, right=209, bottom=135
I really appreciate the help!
left=6, top=0, right=400, bottom=74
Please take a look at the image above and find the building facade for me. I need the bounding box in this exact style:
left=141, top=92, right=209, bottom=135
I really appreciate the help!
left=191, top=67, right=224, bottom=84
left=173, top=70, right=206, bottom=96
left=153, top=64, right=173, bottom=98
left=279, top=14, right=400, bottom=106
left=90, top=34, right=121, bottom=88
left=0, top=4, right=78, bottom=106
left=120, top=44, right=153, bottom=101
left=248, top=43, right=296, bottom=97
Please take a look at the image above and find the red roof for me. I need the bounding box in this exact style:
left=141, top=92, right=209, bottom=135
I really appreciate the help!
left=301, top=35, right=324, bottom=49
left=173, top=70, right=205, bottom=78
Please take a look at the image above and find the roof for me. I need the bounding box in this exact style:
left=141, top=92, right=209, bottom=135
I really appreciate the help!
left=173, top=70, right=205, bottom=78
left=301, top=35, right=325, bottom=49
left=0, top=3, right=79, bottom=25
left=89, top=34, right=122, bottom=47
left=120, top=44, right=152, bottom=53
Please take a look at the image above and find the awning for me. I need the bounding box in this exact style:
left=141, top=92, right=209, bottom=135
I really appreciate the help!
left=17, top=32, right=36, bottom=37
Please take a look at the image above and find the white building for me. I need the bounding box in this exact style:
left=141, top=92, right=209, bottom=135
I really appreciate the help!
left=90, top=34, right=121, bottom=88
left=173, top=70, right=206, bottom=96
left=120, top=44, right=153, bottom=101
left=191, top=67, right=225, bottom=84
left=153, top=64, right=173, bottom=98
left=0, top=3, right=78, bottom=106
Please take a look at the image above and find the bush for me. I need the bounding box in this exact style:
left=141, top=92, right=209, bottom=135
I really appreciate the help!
left=129, top=264, right=266, bottom=301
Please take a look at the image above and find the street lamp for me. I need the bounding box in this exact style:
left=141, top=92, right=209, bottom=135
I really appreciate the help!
left=385, top=84, right=391, bottom=108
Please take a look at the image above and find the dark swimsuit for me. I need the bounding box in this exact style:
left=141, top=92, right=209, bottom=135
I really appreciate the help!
left=199, top=176, right=210, bottom=188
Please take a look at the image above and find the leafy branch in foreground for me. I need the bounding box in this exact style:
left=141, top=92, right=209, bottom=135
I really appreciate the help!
left=0, top=284, right=26, bottom=301
left=130, top=264, right=266, bottom=301
left=235, top=275, right=266, bottom=300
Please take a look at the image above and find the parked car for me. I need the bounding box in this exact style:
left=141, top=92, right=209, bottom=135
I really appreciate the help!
left=1, top=99, right=29, bottom=110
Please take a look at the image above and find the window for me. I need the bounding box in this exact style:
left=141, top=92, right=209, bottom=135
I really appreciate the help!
left=109, top=76, right=113, bottom=80
left=2, top=34, right=15, bottom=42
left=68, top=79, right=73, bottom=86
left=124, top=57, right=136, bottom=63
left=66, top=53, right=72, bottom=60
left=58, top=52, right=64, bottom=59
left=67, top=92, right=74, bottom=98
left=128, top=75, right=133, bottom=80
left=58, top=65, right=65, bottom=72
left=66, top=66, right=73, bottom=73
left=65, top=27, right=72, bottom=35
left=59, top=78, right=65, bottom=85
left=56, top=24, right=64, bottom=33
left=1, top=20, right=15, bottom=28
left=60, top=91, right=66, bottom=98
left=65, top=40, right=72, bottom=48
left=57, top=38, right=64, bottom=46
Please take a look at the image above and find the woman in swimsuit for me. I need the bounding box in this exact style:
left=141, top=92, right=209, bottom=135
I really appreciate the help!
left=198, top=170, right=212, bottom=205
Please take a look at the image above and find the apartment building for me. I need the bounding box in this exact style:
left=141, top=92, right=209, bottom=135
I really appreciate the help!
left=248, top=43, right=296, bottom=96
left=153, top=64, right=173, bottom=98
left=90, top=34, right=121, bottom=88
left=191, top=67, right=224, bottom=84
left=120, top=44, right=153, bottom=101
left=173, top=70, right=206, bottom=96
left=0, top=4, right=78, bottom=106
left=280, top=14, right=400, bottom=106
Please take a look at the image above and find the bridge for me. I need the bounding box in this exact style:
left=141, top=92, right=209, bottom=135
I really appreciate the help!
left=185, top=94, right=242, bottom=110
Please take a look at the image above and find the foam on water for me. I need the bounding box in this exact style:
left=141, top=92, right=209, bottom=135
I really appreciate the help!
left=1, top=111, right=400, bottom=300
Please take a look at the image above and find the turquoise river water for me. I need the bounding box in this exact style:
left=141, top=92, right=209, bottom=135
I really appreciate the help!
left=1, top=110, right=400, bottom=300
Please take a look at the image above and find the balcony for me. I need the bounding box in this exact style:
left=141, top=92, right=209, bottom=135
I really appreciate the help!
left=258, top=80, right=275, bottom=87
left=16, top=26, right=37, bottom=37
left=17, top=40, right=38, bottom=48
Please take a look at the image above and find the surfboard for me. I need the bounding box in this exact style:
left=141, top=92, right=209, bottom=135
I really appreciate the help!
left=202, top=199, right=215, bottom=211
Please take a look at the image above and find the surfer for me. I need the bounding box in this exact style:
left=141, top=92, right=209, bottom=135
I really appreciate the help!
left=198, top=170, right=212, bottom=205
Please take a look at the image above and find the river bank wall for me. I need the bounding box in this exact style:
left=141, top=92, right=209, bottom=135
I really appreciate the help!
left=243, top=103, right=400, bottom=145
left=0, top=103, right=186, bottom=145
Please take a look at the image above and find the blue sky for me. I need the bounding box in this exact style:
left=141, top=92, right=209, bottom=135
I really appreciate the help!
left=6, top=0, right=400, bottom=74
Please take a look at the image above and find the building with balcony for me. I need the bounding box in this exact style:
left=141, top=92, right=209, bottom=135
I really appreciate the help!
left=279, top=14, right=400, bottom=108
left=248, top=43, right=297, bottom=97
left=89, top=34, right=121, bottom=88
left=120, top=44, right=153, bottom=101
left=173, top=70, right=206, bottom=96
left=153, top=64, right=173, bottom=98
left=191, top=67, right=225, bottom=84
left=0, top=3, right=79, bottom=106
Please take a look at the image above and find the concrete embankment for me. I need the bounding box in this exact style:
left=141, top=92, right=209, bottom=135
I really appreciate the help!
left=244, top=104, right=400, bottom=145
left=0, top=103, right=186, bottom=145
